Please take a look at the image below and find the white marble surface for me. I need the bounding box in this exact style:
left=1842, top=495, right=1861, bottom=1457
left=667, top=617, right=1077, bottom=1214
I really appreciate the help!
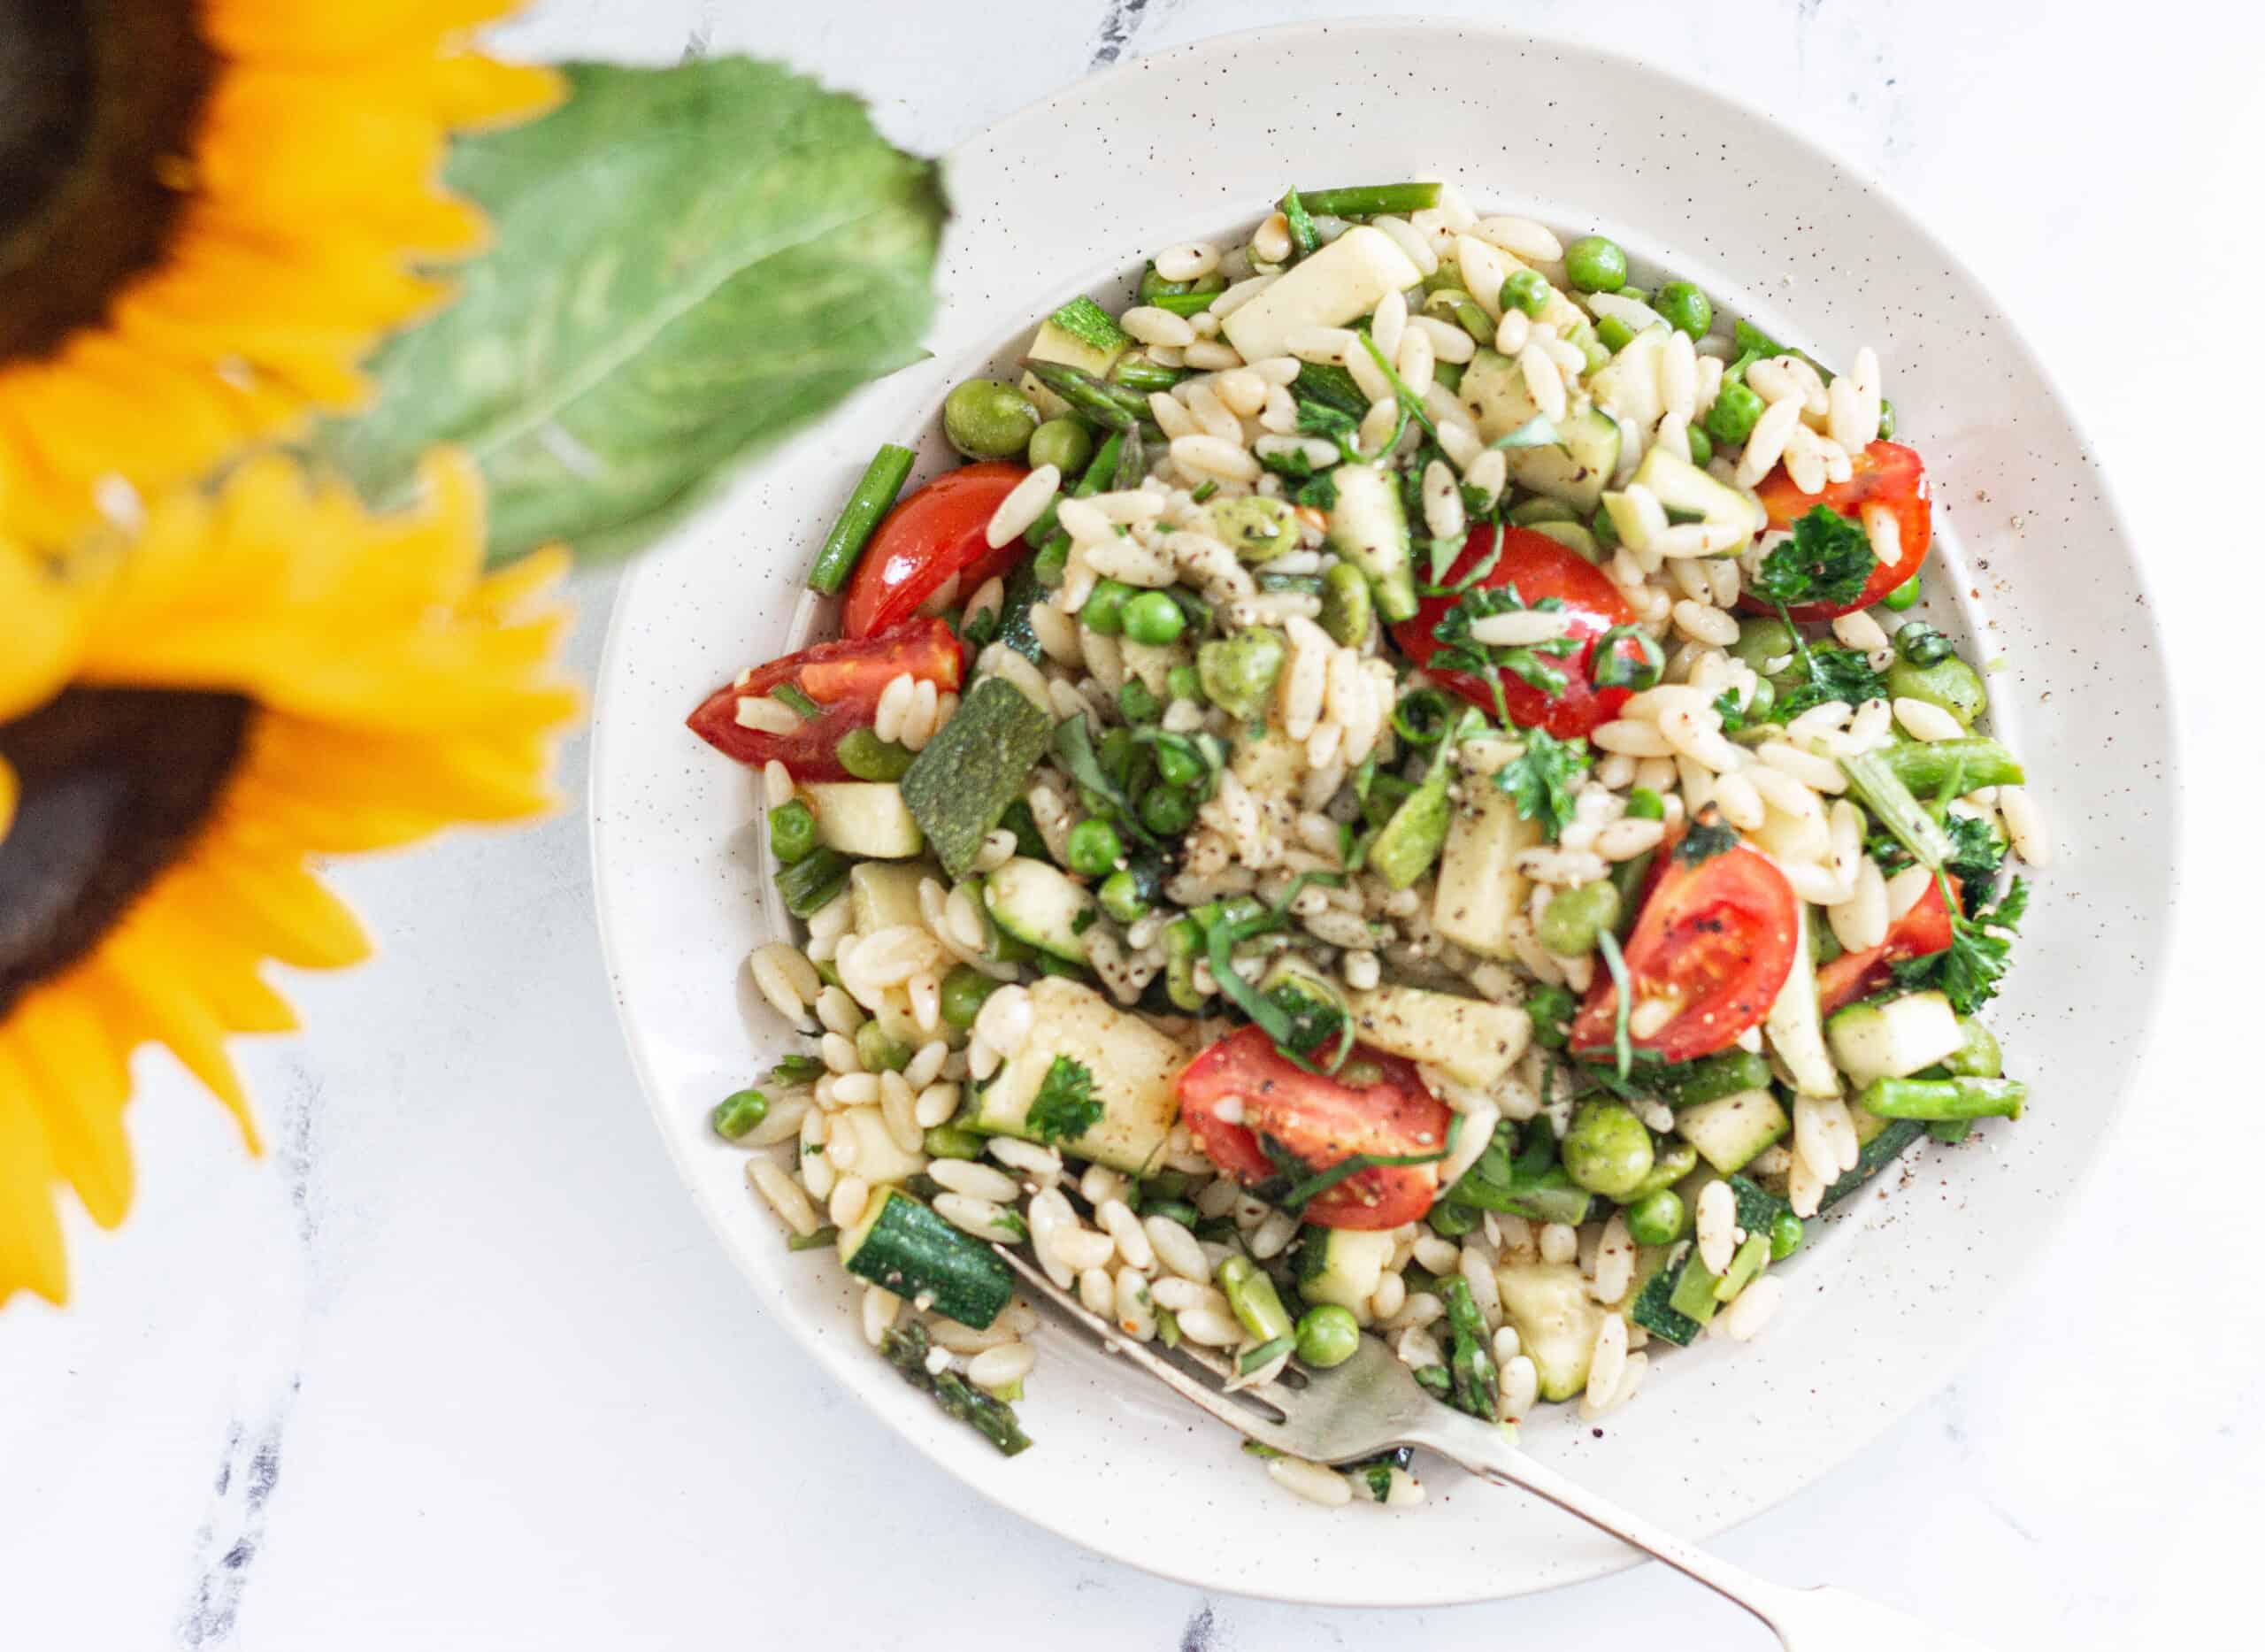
left=6, top=3, right=2261, bottom=1646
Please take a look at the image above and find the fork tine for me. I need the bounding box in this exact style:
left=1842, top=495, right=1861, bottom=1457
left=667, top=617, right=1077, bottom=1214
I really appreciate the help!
left=991, top=1245, right=1303, bottom=1450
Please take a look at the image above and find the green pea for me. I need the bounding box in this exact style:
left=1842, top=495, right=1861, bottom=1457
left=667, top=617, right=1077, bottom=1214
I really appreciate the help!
left=940, top=964, right=999, bottom=1029
left=1942, top=1016, right=2003, bottom=1080
left=1561, top=1100, right=1655, bottom=1199
left=1196, top=629, right=1286, bottom=719
left=1166, top=663, right=1204, bottom=703
left=1686, top=423, right=1714, bottom=467
left=1880, top=572, right=1922, bottom=611
left=1501, top=267, right=1552, bottom=317
left=1595, top=314, right=1638, bottom=354
left=1065, top=818, right=1123, bottom=877
left=1564, top=234, right=1628, bottom=294
left=768, top=800, right=818, bottom=864
left=854, top=1019, right=910, bottom=1073
left=1140, top=784, right=1197, bottom=835
left=1746, top=675, right=1776, bottom=720
left=1028, top=418, right=1093, bottom=475
left=1623, top=1187, right=1684, bottom=1247
left=711, top=1088, right=770, bottom=1141
left=1731, top=615, right=1800, bottom=679
left=1877, top=397, right=1897, bottom=440
left=1294, top=1303, right=1362, bottom=1370
left=924, top=1122, right=986, bottom=1159
left=1769, top=1210, right=1805, bottom=1261
left=1097, top=869, right=1149, bottom=924
left=1122, top=590, right=1186, bottom=645
left=1704, top=379, right=1765, bottom=446
left=1652, top=280, right=1712, bottom=339
left=1154, top=741, right=1203, bottom=788
left=1526, top=982, right=1577, bottom=1048
left=835, top=726, right=915, bottom=781
left=1118, top=680, right=1160, bottom=724
left=1081, top=579, right=1133, bottom=636
left=1624, top=788, right=1666, bottom=822
left=1319, top=562, right=1372, bottom=646
left=1538, top=880, right=1622, bottom=957
left=1209, top=495, right=1300, bottom=562
left=1885, top=655, right=1987, bottom=726
left=942, top=379, right=1040, bottom=460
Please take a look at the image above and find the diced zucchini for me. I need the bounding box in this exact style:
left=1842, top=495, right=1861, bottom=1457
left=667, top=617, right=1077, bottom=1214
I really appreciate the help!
left=1674, top=1087, right=1791, bottom=1174
left=1586, top=324, right=1670, bottom=430
left=1457, top=350, right=1622, bottom=512
left=1432, top=736, right=1545, bottom=959
left=963, top=978, right=1182, bottom=1173
left=1765, top=903, right=1839, bottom=1097
left=1631, top=442, right=1762, bottom=534
left=1821, top=1116, right=1926, bottom=1209
left=804, top=782, right=924, bottom=859
left=1665, top=1250, right=1724, bottom=1325
left=1724, top=1172, right=1793, bottom=1235
left=1231, top=730, right=1308, bottom=795
left=982, top=857, right=1094, bottom=963
left=840, top=1187, right=1014, bottom=1329
left=1501, top=1166, right=1592, bottom=1226
left=1325, top=461, right=1418, bottom=624
left=1344, top=982, right=1530, bottom=1089
left=1712, top=1232, right=1771, bottom=1303
left=1294, top=1226, right=1395, bottom=1319
left=1826, top=990, right=1963, bottom=1089
left=1029, top=304, right=1127, bottom=381
left=833, top=1106, right=925, bottom=1186
left=1367, top=742, right=1455, bottom=890
left=1495, top=1261, right=1608, bottom=1402
left=849, top=860, right=933, bottom=935
left=1629, top=1259, right=1704, bottom=1347
left=900, top=676, right=1057, bottom=878
left=1219, top=226, right=1424, bottom=365
left=1525, top=519, right=1600, bottom=561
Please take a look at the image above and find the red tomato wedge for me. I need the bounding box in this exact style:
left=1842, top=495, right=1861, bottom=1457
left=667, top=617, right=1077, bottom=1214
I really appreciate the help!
left=1745, top=441, right=1931, bottom=620
left=1392, top=526, right=1650, bottom=740
left=842, top=462, right=1030, bottom=639
left=1177, top=1027, right=1455, bottom=1230
left=1817, top=874, right=1958, bottom=1016
left=685, top=619, right=962, bottom=780
left=1570, top=840, right=1800, bottom=1063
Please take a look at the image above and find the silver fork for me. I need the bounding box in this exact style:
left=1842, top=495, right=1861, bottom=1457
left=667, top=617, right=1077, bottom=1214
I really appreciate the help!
left=996, top=1246, right=1998, bottom=1648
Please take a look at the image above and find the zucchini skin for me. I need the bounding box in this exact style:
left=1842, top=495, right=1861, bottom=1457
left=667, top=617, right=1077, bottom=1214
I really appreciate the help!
left=842, top=1189, right=1013, bottom=1329
left=1821, top=1118, right=1927, bottom=1209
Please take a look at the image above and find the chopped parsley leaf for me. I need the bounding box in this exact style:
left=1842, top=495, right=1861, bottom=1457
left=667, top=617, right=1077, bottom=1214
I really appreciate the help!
left=1429, top=584, right=1575, bottom=721
left=1025, top=1055, right=1102, bottom=1143
left=1751, top=504, right=1875, bottom=608
left=1892, top=876, right=2030, bottom=1014
left=1493, top=726, right=1591, bottom=840
left=1292, top=470, right=1338, bottom=511
left=1772, top=635, right=1886, bottom=722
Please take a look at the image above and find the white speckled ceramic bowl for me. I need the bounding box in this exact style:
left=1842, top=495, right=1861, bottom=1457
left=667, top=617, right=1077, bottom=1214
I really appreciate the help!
left=590, top=20, right=2176, bottom=1605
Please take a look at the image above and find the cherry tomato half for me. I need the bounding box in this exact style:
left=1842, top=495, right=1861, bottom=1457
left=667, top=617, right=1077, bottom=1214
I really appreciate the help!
left=685, top=619, right=962, bottom=780
left=1746, top=441, right=1931, bottom=621
left=1817, top=873, right=1957, bottom=1016
left=1177, top=1027, right=1455, bottom=1230
left=1570, top=838, right=1799, bottom=1064
left=842, top=462, right=1030, bottom=640
left=1392, top=526, right=1650, bottom=740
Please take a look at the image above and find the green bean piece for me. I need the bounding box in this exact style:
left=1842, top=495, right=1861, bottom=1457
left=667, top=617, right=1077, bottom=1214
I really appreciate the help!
left=768, top=799, right=818, bottom=865
left=1623, top=1187, right=1684, bottom=1247
left=1563, top=234, right=1627, bottom=294
left=1145, top=291, right=1219, bottom=317
left=1319, top=562, right=1373, bottom=646
left=1651, top=280, right=1712, bottom=339
left=923, top=1124, right=986, bottom=1161
left=1216, top=1254, right=1295, bottom=1343
left=1705, top=379, right=1765, bottom=445
left=1294, top=1303, right=1362, bottom=1369
left=1028, top=418, right=1094, bottom=475
left=943, top=379, right=1040, bottom=460
left=775, top=849, right=851, bottom=919
left=1143, top=1198, right=1201, bottom=1228
left=1885, top=655, right=1987, bottom=726
left=1139, top=264, right=1225, bottom=304
left=1501, top=267, right=1551, bottom=318
left=1526, top=982, right=1577, bottom=1048
left=1880, top=572, right=1922, bottom=611
left=1769, top=1210, right=1805, bottom=1261
left=807, top=442, right=918, bottom=595
left=1860, top=1075, right=2027, bottom=1120
left=710, top=1088, right=770, bottom=1141
left=1685, top=423, right=1714, bottom=467
left=1561, top=1100, right=1655, bottom=1198
left=1278, top=187, right=1321, bottom=257
left=1097, top=869, right=1149, bottom=924
left=1139, top=785, right=1197, bottom=835
left=1196, top=629, right=1286, bottom=719
left=1732, top=318, right=1783, bottom=357
left=1064, top=818, right=1123, bottom=878
left=1877, top=737, right=2023, bottom=795
left=1111, top=356, right=1184, bottom=394
left=1538, top=880, right=1622, bottom=957
left=1427, top=1199, right=1480, bottom=1238
left=1942, top=1017, right=2004, bottom=1080
left=1294, top=181, right=1442, bottom=218
left=940, top=964, right=1000, bottom=1029
left=835, top=726, right=915, bottom=781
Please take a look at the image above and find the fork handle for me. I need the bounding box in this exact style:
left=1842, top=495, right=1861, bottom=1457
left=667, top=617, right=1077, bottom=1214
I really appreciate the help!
left=1453, top=1437, right=2000, bottom=1649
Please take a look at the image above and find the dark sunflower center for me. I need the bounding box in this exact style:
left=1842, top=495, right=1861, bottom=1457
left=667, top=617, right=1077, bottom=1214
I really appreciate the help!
left=0, top=687, right=250, bottom=1018
left=0, top=0, right=215, bottom=363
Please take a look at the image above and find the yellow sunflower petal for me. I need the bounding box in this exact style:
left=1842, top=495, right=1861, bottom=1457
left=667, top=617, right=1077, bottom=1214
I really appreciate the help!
left=0, top=1074, right=70, bottom=1306
left=8, top=988, right=134, bottom=1228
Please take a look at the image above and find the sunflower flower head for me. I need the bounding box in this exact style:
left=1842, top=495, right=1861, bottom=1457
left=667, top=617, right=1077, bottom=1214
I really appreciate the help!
left=0, top=0, right=559, bottom=542
left=0, top=452, right=577, bottom=1305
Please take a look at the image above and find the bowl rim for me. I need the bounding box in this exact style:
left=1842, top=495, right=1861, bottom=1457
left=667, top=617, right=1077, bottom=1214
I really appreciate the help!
left=588, top=13, right=2184, bottom=1605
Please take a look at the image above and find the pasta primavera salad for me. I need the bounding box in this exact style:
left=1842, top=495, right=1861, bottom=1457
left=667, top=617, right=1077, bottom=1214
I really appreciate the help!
left=688, top=180, right=2048, bottom=1508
